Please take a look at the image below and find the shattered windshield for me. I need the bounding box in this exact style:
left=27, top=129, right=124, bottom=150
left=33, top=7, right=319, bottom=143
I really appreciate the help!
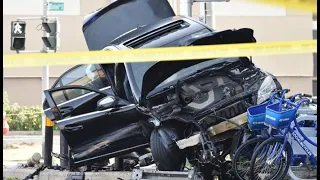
left=130, top=58, right=240, bottom=92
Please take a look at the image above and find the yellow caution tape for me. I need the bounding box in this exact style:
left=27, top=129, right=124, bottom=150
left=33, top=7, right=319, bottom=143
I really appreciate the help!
left=3, top=40, right=317, bottom=68
left=247, top=0, right=317, bottom=13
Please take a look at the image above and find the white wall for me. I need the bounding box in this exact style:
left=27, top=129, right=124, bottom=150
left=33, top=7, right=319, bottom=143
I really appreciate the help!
left=212, top=0, right=286, bottom=16
left=4, top=0, right=80, bottom=16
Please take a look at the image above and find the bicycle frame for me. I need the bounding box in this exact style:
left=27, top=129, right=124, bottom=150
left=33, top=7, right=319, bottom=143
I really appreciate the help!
left=270, top=97, right=317, bottom=167
left=233, top=91, right=316, bottom=180
left=288, top=124, right=317, bottom=165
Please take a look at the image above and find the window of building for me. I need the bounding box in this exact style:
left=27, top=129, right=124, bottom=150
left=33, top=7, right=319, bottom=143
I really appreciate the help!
left=313, top=14, right=317, bottom=21
left=312, top=80, right=317, bottom=96
left=204, top=2, right=212, bottom=27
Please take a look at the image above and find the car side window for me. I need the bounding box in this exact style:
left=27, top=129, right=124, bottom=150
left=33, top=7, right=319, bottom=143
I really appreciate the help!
left=52, top=91, right=67, bottom=105
left=52, top=64, right=110, bottom=104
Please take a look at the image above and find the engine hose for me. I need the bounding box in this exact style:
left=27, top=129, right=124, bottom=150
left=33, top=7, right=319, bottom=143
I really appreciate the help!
left=155, top=99, right=179, bottom=113
left=162, top=116, right=190, bottom=124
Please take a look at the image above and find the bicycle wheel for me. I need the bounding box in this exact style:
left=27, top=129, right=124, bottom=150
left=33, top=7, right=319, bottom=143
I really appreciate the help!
left=288, top=164, right=317, bottom=180
left=249, top=137, right=292, bottom=180
left=232, top=138, right=267, bottom=180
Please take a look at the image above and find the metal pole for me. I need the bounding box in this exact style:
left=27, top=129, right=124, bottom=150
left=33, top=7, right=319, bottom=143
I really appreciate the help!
left=44, top=119, right=53, bottom=167
left=42, top=0, right=52, bottom=167
left=187, top=0, right=193, bottom=17
left=180, top=0, right=229, bottom=18
left=180, top=0, right=192, bottom=17
left=199, top=2, right=206, bottom=23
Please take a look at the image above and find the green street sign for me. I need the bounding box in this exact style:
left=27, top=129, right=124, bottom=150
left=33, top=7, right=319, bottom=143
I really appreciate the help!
left=49, top=2, right=64, bottom=11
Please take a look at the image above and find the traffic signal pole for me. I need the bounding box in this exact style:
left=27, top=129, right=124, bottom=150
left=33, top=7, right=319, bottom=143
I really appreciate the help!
left=13, top=1, right=61, bottom=168
left=16, top=0, right=58, bottom=167
left=41, top=0, right=52, bottom=168
left=180, top=0, right=229, bottom=17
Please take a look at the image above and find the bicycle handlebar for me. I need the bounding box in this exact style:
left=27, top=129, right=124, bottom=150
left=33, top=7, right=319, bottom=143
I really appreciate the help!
left=289, top=93, right=313, bottom=101
left=269, top=89, right=290, bottom=103
left=282, top=89, right=290, bottom=93
left=302, top=93, right=313, bottom=98
left=269, top=89, right=312, bottom=109
left=285, top=98, right=311, bottom=109
left=271, top=89, right=315, bottom=102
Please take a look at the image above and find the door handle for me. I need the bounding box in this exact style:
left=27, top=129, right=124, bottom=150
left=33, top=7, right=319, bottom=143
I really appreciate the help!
left=64, top=125, right=83, bottom=132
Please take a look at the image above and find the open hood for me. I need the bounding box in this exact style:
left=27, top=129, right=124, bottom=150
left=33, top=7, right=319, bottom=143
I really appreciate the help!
left=140, top=28, right=256, bottom=103
left=83, top=0, right=175, bottom=51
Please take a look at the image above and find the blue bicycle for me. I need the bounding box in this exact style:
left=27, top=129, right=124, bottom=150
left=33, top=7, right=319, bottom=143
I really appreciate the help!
left=232, top=90, right=317, bottom=180
left=249, top=92, right=317, bottom=180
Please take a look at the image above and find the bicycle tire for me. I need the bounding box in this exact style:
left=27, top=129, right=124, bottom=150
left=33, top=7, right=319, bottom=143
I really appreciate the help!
left=232, top=138, right=267, bottom=180
left=249, top=137, right=292, bottom=180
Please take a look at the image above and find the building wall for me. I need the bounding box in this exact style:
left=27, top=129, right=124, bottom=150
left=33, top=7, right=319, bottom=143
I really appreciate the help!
left=3, top=0, right=314, bottom=106
left=4, top=0, right=112, bottom=106
left=191, top=0, right=314, bottom=96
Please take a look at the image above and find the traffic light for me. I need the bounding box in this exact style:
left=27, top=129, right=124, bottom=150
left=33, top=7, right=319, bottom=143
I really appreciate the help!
left=10, top=21, right=26, bottom=51
left=42, top=20, right=59, bottom=50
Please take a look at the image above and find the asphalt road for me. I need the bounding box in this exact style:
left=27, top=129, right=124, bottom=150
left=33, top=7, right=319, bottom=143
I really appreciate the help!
left=3, top=135, right=60, bottom=147
left=3, top=135, right=62, bottom=167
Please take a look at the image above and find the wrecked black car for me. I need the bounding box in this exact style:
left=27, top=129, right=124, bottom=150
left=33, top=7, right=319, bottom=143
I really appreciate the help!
left=43, top=0, right=282, bottom=178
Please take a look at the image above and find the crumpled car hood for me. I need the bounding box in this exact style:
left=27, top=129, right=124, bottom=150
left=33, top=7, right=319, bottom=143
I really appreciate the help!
left=140, top=28, right=256, bottom=102
left=83, top=0, right=175, bottom=51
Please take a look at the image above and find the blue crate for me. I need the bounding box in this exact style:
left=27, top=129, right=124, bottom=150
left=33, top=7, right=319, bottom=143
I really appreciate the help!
left=265, top=102, right=297, bottom=129
left=247, top=102, right=269, bottom=130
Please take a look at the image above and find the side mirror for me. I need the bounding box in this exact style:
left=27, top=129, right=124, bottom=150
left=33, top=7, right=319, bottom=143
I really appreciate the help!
left=97, top=96, right=118, bottom=110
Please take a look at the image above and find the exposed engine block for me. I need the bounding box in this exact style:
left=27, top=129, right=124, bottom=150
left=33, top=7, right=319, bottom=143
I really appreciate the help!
left=179, top=75, right=243, bottom=113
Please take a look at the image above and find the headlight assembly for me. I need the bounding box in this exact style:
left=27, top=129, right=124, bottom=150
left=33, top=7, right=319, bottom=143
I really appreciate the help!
left=257, top=75, right=277, bottom=104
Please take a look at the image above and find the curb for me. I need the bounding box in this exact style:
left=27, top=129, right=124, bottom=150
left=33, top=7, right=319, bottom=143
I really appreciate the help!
left=3, top=168, right=132, bottom=180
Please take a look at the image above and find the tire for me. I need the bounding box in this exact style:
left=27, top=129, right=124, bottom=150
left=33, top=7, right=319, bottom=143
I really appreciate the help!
left=249, top=137, right=292, bottom=180
left=232, top=138, right=267, bottom=180
left=150, top=129, right=186, bottom=171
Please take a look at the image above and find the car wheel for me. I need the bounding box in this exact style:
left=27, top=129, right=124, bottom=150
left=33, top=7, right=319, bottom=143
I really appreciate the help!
left=150, top=129, right=186, bottom=171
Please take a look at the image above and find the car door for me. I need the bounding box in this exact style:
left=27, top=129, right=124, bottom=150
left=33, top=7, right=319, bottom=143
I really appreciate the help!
left=43, top=68, right=151, bottom=167
left=43, top=64, right=116, bottom=120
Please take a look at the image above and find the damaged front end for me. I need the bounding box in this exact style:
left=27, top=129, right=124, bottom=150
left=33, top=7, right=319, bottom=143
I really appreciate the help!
left=143, top=57, right=268, bottom=153
left=145, top=60, right=279, bottom=177
left=128, top=28, right=281, bottom=177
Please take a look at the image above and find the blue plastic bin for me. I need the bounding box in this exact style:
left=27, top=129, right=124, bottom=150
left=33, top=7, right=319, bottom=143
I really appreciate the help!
left=247, top=102, right=269, bottom=130
left=264, top=102, right=296, bottom=129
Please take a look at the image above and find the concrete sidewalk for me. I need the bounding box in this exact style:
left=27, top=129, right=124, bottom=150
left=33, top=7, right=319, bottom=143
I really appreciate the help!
left=3, top=135, right=60, bottom=147
left=3, top=168, right=132, bottom=180
left=4, top=131, right=60, bottom=136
